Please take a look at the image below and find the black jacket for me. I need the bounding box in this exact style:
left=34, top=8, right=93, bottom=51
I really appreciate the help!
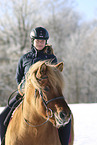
left=16, top=46, right=57, bottom=84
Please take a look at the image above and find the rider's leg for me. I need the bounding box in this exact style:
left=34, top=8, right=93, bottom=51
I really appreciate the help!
left=58, top=119, right=71, bottom=145
left=0, top=93, right=22, bottom=142
left=0, top=96, right=17, bottom=141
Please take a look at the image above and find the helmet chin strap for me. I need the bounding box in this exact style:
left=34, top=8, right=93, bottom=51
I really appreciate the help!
left=45, top=40, right=47, bottom=44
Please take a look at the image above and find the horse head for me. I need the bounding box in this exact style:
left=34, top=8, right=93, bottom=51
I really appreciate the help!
left=23, top=61, right=71, bottom=128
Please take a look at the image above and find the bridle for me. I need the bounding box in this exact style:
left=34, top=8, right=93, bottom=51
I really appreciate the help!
left=23, top=89, right=64, bottom=127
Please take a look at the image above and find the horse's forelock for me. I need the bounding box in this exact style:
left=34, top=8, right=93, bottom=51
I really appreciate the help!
left=24, top=61, right=64, bottom=92
left=25, top=61, right=43, bottom=91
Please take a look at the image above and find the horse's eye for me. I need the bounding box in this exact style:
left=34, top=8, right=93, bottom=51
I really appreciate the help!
left=44, top=86, right=49, bottom=92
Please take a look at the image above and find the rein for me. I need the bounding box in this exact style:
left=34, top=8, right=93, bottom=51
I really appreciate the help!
left=8, top=89, right=24, bottom=108
left=8, top=89, right=18, bottom=108
left=23, top=89, right=64, bottom=127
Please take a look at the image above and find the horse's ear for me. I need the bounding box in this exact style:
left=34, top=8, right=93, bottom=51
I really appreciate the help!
left=36, top=62, right=47, bottom=78
left=55, top=62, right=63, bottom=72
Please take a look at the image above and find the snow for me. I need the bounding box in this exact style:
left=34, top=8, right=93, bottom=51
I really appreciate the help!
left=69, top=103, right=97, bottom=145
left=0, top=104, right=97, bottom=145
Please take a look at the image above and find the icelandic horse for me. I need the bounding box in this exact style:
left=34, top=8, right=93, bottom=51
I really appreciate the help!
left=5, top=61, right=74, bottom=145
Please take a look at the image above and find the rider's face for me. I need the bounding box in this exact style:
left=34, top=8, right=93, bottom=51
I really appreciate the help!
left=34, top=39, right=46, bottom=50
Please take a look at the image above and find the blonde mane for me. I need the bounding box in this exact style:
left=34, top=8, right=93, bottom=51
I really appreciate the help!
left=24, top=61, right=65, bottom=92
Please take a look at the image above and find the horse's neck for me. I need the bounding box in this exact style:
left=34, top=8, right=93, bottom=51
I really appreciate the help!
left=23, top=98, right=46, bottom=127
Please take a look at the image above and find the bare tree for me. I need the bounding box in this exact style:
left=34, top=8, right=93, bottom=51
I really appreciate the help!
left=0, top=0, right=42, bottom=50
left=0, top=0, right=97, bottom=105
left=42, top=0, right=81, bottom=59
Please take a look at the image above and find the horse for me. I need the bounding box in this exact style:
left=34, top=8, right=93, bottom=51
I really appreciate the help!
left=5, top=61, right=74, bottom=145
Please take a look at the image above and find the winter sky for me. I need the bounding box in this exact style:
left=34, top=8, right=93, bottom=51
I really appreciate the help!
left=75, top=0, right=97, bottom=21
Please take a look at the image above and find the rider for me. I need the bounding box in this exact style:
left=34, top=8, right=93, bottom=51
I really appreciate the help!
left=0, top=27, right=71, bottom=145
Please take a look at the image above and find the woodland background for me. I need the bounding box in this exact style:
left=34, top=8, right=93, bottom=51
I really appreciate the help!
left=0, top=0, right=97, bottom=106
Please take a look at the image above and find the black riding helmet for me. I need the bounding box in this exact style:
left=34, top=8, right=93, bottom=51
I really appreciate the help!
left=30, top=27, right=49, bottom=40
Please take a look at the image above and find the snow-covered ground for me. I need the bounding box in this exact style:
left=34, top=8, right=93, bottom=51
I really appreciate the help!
left=0, top=104, right=97, bottom=145
left=69, top=104, right=97, bottom=145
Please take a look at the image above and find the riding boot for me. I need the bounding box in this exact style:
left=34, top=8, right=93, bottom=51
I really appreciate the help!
left=0, top=93, right=22, bottom=143
left=58, top=119, right=71, bottom=145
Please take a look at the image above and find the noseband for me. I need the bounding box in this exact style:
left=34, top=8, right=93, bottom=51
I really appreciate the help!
left=23, top=89, right=64, bottom=127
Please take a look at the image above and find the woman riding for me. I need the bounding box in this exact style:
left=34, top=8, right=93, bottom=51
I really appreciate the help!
left=0, top=27, right=71, bottom=145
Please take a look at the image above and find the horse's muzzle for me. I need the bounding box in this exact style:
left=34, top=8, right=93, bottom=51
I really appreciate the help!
left=54, top=111, right=71, bottom=128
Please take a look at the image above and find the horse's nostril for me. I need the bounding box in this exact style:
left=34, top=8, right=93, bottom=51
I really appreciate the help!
left=59, top=112, right=65, bottom=119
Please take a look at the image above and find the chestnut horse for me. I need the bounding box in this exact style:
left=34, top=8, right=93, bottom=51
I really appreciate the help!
left=5, top=61, right=74, bottom=145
